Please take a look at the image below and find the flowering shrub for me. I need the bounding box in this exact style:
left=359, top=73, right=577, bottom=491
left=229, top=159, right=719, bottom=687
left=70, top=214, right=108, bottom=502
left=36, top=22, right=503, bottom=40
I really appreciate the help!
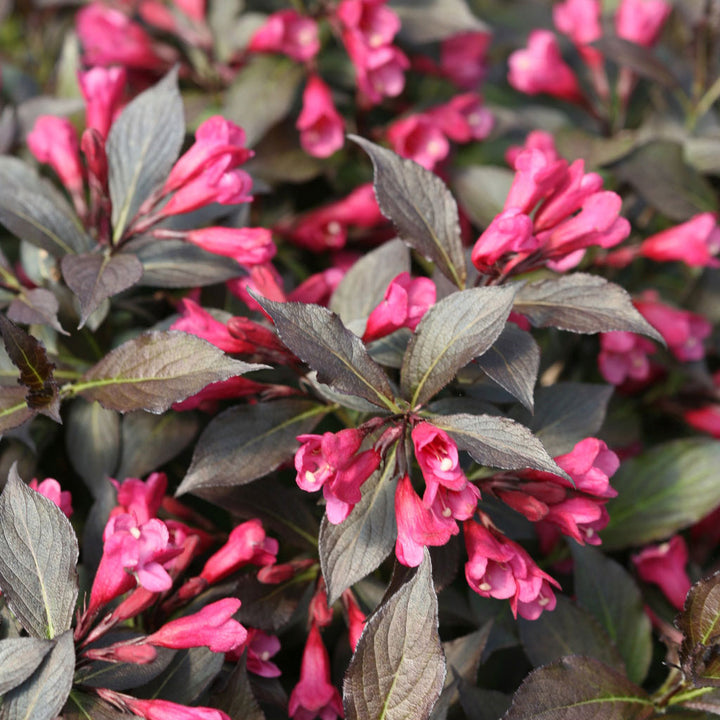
left=2, top=1, right=720, bottom=719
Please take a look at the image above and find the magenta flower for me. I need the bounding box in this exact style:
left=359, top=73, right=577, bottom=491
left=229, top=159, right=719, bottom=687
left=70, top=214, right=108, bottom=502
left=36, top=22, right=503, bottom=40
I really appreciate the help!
left=288, top=623, right=344, bottom=720
left=27, top=116, right=85, bottom=199
left=464, top=521, right=560, bottom=619
left=248, top=9, right=320, bottom=63
left=428, top=93, right=494, bottom=143
left=244, top=629, right=282, bottom=677
left=111, top=471, right=167, bottom=525
left=288, top=267, right=346, bottom=306
left=553, top=438, right=620, bottom=499
left=145, top=598, right=247, bottom=652
left=28, top=478, right=73, bottom=518
left=123, top=696, right=232, bottom=720
left=639, top=213, right=720, bottom=267
left=363, top=272, right=436, bottom=341
left=504, top=146, right=568, bottom=214
left=336, top=0, right=401, bottom=50
left=508, top=30, right=583, bottom=102
left=78, top=66, right=126, bottom=139
left=411, top=422, right=468, bottom=494
left=685, top=404, right=720, bottom=439
left=615, top=0, right=672, bottom=47
left=394, top=474, right=456, bottom=567
left=342, top=590, right=366, bottom=652
left=553, top=0, right=602, bottom=47
left=471, top=208, right=537, bottom=273
left=598, top=331, right=657, bottom=385
left=386, top=114, right=449, bottom=170
left=295, top=429, right=381, bottom=524
left=184, top=227, right=277, bottom=265
left=440, top=31, right=490, bottom=90
left=635, top=291, right=712, bottom=362
left=161, top=167, right=253, bottom=217
left=632, top=536, right=692, bottom=609
left=297, top=75, right=345, bottom=158
left=170, top=298, right=252, bottom=354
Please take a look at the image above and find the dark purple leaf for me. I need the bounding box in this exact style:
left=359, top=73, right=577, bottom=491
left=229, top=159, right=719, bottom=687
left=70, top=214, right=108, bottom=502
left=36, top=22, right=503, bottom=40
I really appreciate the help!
left=518, top=595, right=625, bottom=672
left=0, top=385, right=35, bottom=434
left=0, top=636, right=53, bottom=694
left=503, top=656, right=653, bottom=720
left=135, top=239, right=242, bottom=288
left=475, top=324, right=539, bottom=411
left=7, top=288, right=67, bottom=334
left=401, top=286, right=516, bottom=406
left=344, top=550, right=446, bottom=720
left=459, top=686, right=511, bottom=720
left=108, top=67, right=184, bottom=241
left=0, top=466, right=78, bottom=638
left=177, top=398, right=326, bottom=496
left=62, top=691, right=141, bottom=719
left=330, top=239, right=410, bottom=330
left=571, top=544, right=652, bottom=685
left=61, top=252, right=144, bottom=327
left=117, top=410, right=198, bottom=481
left=0, top=156, right=93, bottom=257
left=441, top=624, right=493, bottom=707
left=392, top=0, right=488, bottom=43
left=320, top=458, right=398, bottom=604
left=0, top=629, right=74, bottom=720
left=678, top=572, right=720, bottom=687
left=74, top=330, right=266, bottom=414
left=602, top=439, right=720, bottom=550
left=254, top=295, right=396, bottom=411
left=433, top=413, right=567, bottom=476
left=350, top=135, right=466, bottom=289
left=0, top=314, right=60, bottom=423
left=233, top=573, right=312, bottom=632
left=593, top=35, right=679, bottom=87
left=514, top=274, right=663, bottom=341
left=211, top=654, right=266, bottom=720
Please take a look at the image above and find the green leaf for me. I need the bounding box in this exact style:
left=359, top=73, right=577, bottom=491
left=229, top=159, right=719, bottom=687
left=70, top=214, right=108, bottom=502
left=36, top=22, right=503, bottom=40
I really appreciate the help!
left=320, top=456, right=398, bottom=605
left=0, top=630, right=74, bottom=720
left=602, top=439, right=720, bottom=550
left=615, top=141, right=718, bottom=221
left=0, top=156, right=93, bottom=257
left=571, top=544, right=652, bottom=685
left=73, top=330, right=266, bottom=414
left=0, top=314, right=60, bottom=423
left=224, top=54, right=304, bottom=147
left=177, top=398, right=326, bottom=496
left=433, top=413, right=567, bottom=476
left=350, top=135, right=466, bottom=289
left=400, top=285, right=516, bottom=407
left=344, top=550, right=446, bottom=720
left=108, top=67, right=184, bottom=241
left=0, top=467, right=78, bottom=639
left=503, top=656, right=653, bottom=720
left=117, top=410, right=198, bottom=481
left=254, top=295, right=397, bottom=411
left=475, top=324, right=539, bottom=412
left=518, top=595, right=625, bottom=671
left=678, top=572, right=720, bottom=688
left=514, top=274, right=663, bottom=341
left=0, top=636, right=53, bottom=695
left=60, top=252, right=143, bottom=328
left=330, top=239, right=410, bottom=331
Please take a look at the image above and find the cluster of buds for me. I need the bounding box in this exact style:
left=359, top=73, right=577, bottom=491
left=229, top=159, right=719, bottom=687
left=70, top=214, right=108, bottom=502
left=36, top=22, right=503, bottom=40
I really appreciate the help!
left=471, top=131, right=629, bottom=277
left=386, top=93, right=493, bottom=171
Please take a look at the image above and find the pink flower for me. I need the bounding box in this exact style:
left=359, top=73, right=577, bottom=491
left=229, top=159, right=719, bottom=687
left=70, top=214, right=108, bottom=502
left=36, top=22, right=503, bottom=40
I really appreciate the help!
left=78, top=66, right=126, bottom=139
left=387, top=114, right=449, bottom=170
left=363, top=272, right=436, bottom=341
left=632, top=536, right=691, bottom=609
left=550, top=438, right=620, bottom=499
left=27, top=116, right=85, bottom=198
left=242, top=628, right=282, bottom=677
left=471, top=208, right=537, bottom=273
left=615, top=0, right=672, bottom=47
left=88, top=515, right=178, bottom=614
left=161, top=167, right=253, bottom=217
left=342, top=590, right=366, bottom=652
left=184, top=227, right=276, bottom=265
left=634, top=291, right=712, bottom=362
left=639, top=213, right=720, bottom=267
left=506, top=130, right=560, bottom=169
left=411, top=422, right=467, bottom=494
left=598, top=331, right=657, bottom=385
left=504, top=147, right=569, bottom=214
left=28, top=478, right=73, bottom=517
left=289, top=267, right=346, bottom=306
left=170, top=298, right=251, bottom=354
left=508, top=30, right=583, bottom=102
left=394, top=474, right=457, bottom=567
left=111, top=472, right=167, bottom=525
left=199, top=519, right=278, bottom=584
left=440, top=31, right=490, bottom=90
left=124, top=696, right=231, bottom=720
left=464, top=521, right=560, bottom=619
left=685, top=404, right=720, bottom=438
left=428, top=93, right=494, bottom=143
left=297, top=75, right=345, bottom=158
left=145, top=598, right=247, bottom=652
left=553, top=0, right=602, bottom=47
left=248, top=9, right=319, bottom=62
left=76, top=3, right=175, bottom=69
left=288, top=623, right=344, bottom=720
left=295, top=429, right=381, bottom=523
left=336, top=0, right=401, bottom=49
left=174, top=0, right=205, bottom=22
